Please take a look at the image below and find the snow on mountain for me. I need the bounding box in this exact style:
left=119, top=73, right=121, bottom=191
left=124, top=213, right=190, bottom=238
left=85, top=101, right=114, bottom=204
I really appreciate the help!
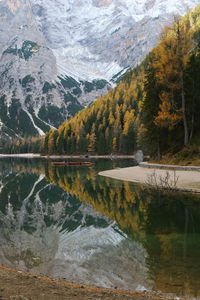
left=31, top=0, right=200, bottom=81
left=0, top=0, right=200, bottom=139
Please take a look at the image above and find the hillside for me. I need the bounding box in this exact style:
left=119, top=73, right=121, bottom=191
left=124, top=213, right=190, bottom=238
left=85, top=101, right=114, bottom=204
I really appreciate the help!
left=38, top=4, right=200, bottom=158
left=42, top=64, right=146, bottom=155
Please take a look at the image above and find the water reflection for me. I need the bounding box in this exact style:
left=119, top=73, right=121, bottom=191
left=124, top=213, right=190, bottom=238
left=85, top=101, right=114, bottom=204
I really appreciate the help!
left=0, top=158, right=151, bottom=291
left=0, top=158, right=200, bottom=297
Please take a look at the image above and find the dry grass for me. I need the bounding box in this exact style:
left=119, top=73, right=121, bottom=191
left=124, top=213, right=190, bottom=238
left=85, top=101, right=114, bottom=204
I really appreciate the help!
left=151, top=145, right=200, bottom=166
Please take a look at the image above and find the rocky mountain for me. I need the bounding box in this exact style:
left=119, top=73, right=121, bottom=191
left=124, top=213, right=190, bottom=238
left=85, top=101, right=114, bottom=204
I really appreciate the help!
left=0, top=0, right=200, bottom=140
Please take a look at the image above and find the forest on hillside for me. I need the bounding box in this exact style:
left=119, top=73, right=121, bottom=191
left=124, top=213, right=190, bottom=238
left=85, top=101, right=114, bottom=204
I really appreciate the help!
left=3, top=5, right=200, bottom=157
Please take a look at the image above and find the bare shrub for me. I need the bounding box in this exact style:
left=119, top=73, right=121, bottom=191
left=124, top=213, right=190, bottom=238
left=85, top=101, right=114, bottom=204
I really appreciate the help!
left=145, top=170, right=179, bottom=191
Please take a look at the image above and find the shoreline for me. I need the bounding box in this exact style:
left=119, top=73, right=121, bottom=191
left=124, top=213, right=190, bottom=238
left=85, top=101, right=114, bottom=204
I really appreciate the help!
left=140, top=162, right=200, bottom=172
left=99, top=163, right=200, bottom=193
left=0, top=153, right=135, bottom=159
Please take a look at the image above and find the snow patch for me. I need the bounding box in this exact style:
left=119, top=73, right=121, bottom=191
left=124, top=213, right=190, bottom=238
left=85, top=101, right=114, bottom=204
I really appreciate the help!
left=24, top=109, right=45, bottom=136
left=35, top=112, right=56, bottom=130
left=54, top=48, right=122, bottom=81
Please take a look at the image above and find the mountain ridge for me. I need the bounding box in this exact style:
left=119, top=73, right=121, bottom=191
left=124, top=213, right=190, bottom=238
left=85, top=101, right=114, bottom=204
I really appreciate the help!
left=1, top=0, right=200, bottom=141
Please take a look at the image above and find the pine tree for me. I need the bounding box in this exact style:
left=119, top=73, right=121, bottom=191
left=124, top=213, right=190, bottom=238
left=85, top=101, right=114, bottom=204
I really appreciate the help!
left=153, top=18, right=194, bottom=145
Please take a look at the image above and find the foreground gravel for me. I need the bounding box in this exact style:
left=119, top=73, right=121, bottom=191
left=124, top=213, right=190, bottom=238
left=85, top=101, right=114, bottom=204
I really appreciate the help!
left=0, top=266, right=174, bottom=300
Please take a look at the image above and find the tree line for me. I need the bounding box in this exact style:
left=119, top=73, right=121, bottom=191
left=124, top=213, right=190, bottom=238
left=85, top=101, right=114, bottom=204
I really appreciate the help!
left=41, top=64, right=145, bottom=155
left=139, top=8, right=200, bottom=157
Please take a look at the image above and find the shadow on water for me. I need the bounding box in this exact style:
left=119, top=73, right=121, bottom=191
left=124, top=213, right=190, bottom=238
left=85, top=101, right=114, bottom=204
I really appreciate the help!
left=0, top=158, right=200, bottom=297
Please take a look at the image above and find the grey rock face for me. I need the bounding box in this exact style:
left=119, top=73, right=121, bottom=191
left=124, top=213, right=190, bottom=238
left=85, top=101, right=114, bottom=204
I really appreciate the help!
left=0, top=0, right=200, bottom=139
left=0, top=0, right=110, bottom=139
left=31, top=0, right=200, bottom=79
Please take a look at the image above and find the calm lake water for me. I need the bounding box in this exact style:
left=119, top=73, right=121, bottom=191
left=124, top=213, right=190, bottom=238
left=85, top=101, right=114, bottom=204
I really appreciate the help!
left=0, top=158, right=200, bottom=298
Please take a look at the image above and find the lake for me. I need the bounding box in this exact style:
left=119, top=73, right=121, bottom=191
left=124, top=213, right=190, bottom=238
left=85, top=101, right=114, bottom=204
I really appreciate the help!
left=0, top=158, right=200, bottom=298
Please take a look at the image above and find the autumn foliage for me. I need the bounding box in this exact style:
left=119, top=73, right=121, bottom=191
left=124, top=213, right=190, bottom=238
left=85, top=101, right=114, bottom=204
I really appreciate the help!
left=41, top=66, right=145, bottom=155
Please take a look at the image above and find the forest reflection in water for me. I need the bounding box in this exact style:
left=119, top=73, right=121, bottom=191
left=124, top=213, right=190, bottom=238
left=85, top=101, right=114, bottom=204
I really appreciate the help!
left=0, top=158, right=200, bottom=298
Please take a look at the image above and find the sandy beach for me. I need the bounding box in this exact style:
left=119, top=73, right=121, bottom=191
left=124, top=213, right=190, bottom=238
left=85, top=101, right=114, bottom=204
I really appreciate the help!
left=99, top=164, right=200, bottom=192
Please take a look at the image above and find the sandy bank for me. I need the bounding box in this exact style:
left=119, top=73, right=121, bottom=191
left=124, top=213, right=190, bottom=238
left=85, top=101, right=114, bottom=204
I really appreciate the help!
left=99, top=164, right=200, bottom=193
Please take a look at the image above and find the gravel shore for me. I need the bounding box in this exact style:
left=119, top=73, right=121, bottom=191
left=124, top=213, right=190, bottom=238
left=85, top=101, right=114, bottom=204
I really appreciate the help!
left=0, top=266, right=170, bottom=300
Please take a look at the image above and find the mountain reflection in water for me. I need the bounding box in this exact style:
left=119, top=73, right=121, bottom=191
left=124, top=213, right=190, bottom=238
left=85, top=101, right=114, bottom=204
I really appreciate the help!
left=0, top=158, right=200, bottom=298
